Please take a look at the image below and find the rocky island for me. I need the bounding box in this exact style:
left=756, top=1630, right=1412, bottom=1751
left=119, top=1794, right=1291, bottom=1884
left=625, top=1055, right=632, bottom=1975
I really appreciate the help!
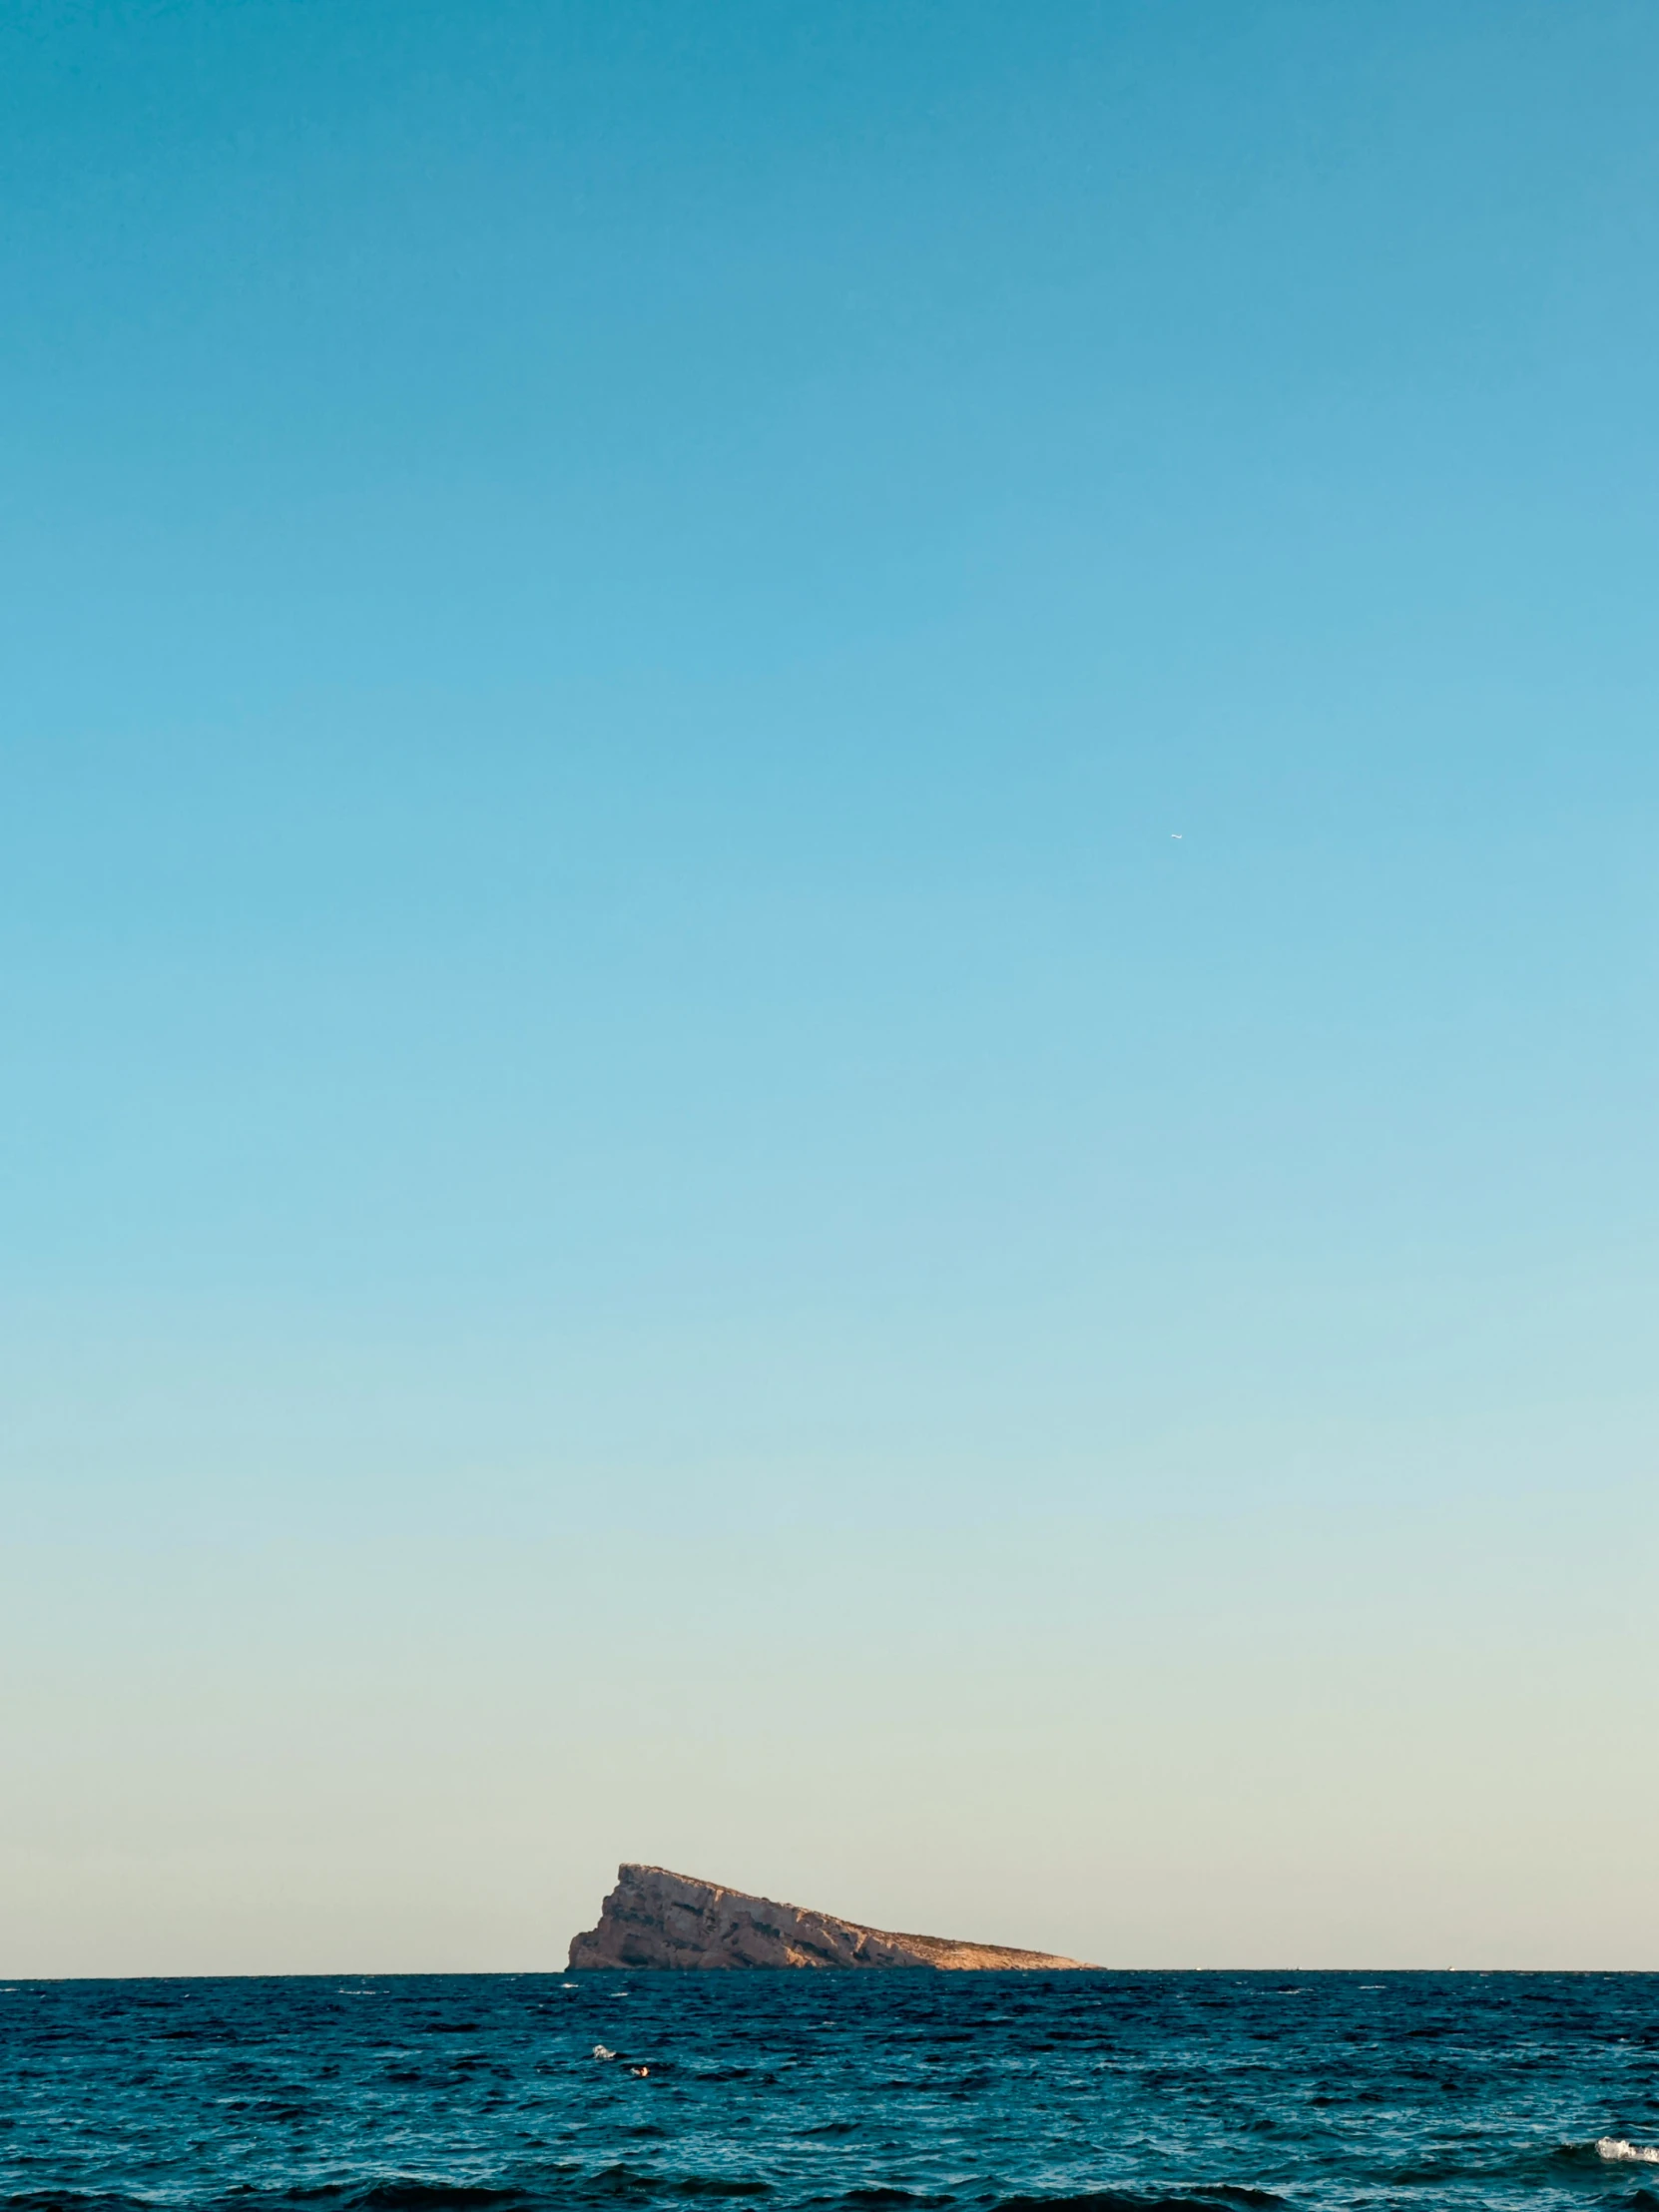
left=566, top=1863, right=1094, bottom=1970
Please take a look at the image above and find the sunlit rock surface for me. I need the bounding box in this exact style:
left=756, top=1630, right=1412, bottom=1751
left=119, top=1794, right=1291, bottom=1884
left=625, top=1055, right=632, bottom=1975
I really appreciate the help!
left=566, top=1864, right=1094, bottom=1970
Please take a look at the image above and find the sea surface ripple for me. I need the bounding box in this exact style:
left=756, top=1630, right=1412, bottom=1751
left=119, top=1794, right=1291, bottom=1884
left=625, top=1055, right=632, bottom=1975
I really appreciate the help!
left=3, top=1971, right=1657, bottom=2212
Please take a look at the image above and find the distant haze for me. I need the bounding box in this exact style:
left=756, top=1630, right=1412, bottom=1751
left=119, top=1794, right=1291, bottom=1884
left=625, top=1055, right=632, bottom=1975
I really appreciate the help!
left=3, top=0, right=1656, bottom=1974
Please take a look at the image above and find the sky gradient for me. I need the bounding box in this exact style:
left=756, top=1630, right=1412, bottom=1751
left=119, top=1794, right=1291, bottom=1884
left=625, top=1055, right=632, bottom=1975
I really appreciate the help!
left=4, top=0, right=1658, bottom=1973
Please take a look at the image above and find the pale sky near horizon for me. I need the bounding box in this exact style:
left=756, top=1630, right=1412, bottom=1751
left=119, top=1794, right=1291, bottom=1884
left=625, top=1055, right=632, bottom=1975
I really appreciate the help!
left=4, top=0, right=1658, bottom=1975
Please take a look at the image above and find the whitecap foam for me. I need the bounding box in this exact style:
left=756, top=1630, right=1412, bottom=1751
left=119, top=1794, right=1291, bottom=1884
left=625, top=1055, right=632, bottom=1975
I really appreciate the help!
left=1596, top=2138, right=1659, bottom=2164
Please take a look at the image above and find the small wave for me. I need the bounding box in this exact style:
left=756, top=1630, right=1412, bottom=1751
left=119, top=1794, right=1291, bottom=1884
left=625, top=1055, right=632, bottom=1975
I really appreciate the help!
left=993, top=2191, right=1284, bottom=2212
left=0, top=2196, right=155, bottom=2212
left=1551, top=2140, right=1659, bottom=2175
left=334, top=2189, right=526, bottom=2212
left=841, top=2195, right=955, bottom=2209
left=284, top=2185, right=528, bottom=2212
left=1598, top=2141, right=1659, bottom=2166
left=581, top=2171, right=734, bottom=2203
left=673, top=2185, right=772, bottom=2199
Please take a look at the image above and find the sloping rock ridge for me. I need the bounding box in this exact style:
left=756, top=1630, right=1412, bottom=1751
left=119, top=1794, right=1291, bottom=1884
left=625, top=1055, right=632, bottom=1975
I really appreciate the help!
left=567, top=1863, right=1095, bottom=1970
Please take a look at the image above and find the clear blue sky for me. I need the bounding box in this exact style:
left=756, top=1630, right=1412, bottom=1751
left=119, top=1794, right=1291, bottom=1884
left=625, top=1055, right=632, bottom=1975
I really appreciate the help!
left=4, top=0, right=1657, bottom=1971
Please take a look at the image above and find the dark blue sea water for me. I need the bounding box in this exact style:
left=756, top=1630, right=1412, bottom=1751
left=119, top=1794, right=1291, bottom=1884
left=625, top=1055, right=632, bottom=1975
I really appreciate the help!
left=4, top=1973, right=1658, bottom=2212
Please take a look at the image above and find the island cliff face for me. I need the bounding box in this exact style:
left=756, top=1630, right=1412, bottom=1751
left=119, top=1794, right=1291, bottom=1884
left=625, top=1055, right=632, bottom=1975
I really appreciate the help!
left=567, top=1864, right=1094, bottom=1970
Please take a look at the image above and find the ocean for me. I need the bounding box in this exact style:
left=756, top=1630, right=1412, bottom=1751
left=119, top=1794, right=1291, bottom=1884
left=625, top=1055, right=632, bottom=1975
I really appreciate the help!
left=3, top=1970, right=1657, bottom=2212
